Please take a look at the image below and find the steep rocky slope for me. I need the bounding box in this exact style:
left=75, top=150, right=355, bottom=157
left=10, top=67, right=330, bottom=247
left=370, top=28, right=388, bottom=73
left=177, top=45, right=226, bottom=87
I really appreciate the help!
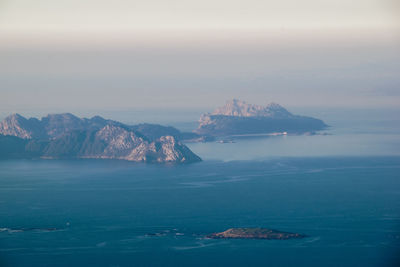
left=0, top=114, right=201, bottom=163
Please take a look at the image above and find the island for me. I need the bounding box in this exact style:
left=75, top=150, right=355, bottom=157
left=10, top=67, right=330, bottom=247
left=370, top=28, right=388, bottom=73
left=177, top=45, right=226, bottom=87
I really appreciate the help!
left=0, top=113, right=201, bottom=163
left=195, top=99, right=327, bottom=137
left=207, top=228, right=306, bottom=240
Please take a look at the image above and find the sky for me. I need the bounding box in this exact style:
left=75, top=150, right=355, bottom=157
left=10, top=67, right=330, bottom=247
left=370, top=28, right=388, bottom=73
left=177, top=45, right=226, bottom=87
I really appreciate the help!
left=0, top=0, right=399, bottom=114
left=0, top=0, right=399, bottom=33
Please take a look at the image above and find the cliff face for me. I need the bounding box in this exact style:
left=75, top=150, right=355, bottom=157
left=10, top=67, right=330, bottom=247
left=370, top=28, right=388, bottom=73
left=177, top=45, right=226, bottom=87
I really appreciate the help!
left=196, top=99, right=327, bottom=136
left=40, top=125, right=201, bottom=163
left=0, top=114, right=201, bottom=163
left=0, top=114, right=43, bottom=139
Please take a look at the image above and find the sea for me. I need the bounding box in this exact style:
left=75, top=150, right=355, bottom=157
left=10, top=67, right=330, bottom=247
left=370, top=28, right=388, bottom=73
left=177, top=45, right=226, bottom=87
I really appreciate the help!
left=0, top=108, right=400, bottom=266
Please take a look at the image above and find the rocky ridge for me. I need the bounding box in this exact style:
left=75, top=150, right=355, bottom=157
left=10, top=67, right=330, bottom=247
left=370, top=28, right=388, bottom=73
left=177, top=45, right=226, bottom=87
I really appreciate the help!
left=0, top=113, right=201, bottom=163
left=196, top=99, right=327, bottom=136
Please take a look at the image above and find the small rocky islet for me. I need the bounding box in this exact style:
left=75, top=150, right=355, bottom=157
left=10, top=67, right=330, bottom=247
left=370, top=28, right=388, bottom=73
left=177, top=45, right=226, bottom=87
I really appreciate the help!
left=143, top=227, right=306, bottom=240
left=206, top=228, right=306, bottom=240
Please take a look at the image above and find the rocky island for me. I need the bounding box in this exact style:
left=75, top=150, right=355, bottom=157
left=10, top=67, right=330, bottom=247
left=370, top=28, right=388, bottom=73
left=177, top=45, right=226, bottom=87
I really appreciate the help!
left=207, top=228, right=306, bottom=240
left=195, top=99, right=327, bottom=137
left=0, top=113, right=201, bottom=163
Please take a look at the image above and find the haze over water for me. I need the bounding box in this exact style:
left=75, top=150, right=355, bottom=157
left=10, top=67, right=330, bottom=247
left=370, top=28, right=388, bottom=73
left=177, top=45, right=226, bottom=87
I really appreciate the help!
left=1, top=0, right=400, bottom=266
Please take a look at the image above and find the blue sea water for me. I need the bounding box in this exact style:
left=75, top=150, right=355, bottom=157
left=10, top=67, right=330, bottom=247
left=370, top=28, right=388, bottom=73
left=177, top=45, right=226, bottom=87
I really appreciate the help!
left=0, top=108, right=400, bottom=266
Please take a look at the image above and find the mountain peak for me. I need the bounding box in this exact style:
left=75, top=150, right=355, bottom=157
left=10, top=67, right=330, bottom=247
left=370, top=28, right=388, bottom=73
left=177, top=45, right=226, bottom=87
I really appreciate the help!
left=42, top=113, right=80, bottom=121
left=5, top=113, right=26, bottom=121
left=266, top=102, right=283, bottom=109
left=211, top=99, right=293, bottom=118
left=90, top=115, right=106, bottom=121
left=0, top=113, right=40, bottom=139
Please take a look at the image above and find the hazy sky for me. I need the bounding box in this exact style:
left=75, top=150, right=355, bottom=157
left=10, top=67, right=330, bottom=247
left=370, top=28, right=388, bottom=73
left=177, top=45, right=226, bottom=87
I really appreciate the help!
left=0, top=0, right=399, bottom=33
left=0, top=0, right=399, bottom=113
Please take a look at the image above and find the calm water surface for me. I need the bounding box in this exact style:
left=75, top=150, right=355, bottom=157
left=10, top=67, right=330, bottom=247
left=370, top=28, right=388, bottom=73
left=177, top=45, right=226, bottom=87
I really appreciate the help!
left=0, top=108, right=399, bottom=266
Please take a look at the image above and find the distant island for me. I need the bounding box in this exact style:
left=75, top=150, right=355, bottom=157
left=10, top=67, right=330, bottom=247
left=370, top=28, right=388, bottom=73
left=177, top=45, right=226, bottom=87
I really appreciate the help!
left=0, top=113, right=201, bottom=163
left=195, top=99, right=327, bottom=137
left=0, top=102, right=329, bottom=162
left=207, top=228, right=306, bottom=240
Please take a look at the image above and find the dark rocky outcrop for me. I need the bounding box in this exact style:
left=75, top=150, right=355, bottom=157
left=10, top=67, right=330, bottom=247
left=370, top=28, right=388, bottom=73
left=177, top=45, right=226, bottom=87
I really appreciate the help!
left=131, top=123, right=204, bottom=142
left=207, top=228, right=306, bottom=240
